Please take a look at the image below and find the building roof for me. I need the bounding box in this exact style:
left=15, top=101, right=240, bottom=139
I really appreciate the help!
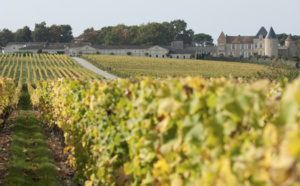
left=91, top=45, right=151, bottom=50
left=226, top=36, right=254, bottom=44
left=65, top=42, right=91, bottom=48
left=19, top=43, right=66, bottom=50
left=255, top=27, right=268, bottom=39
left=266, top=27, right=277, bottom=39
left=6, top=42, right=28, bottom=46
left=217, top=32, right=226, bottom=41
left=286, top=34, right=295, bottom=41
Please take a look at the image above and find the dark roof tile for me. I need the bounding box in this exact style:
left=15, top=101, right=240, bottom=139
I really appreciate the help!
left=255, top=27, right=268, bottom=39
left=266, top=27, right=277, bottom=39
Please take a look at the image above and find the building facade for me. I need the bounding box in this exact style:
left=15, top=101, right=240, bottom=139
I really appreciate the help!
left=217, top=27, right=300, bottom=58
left=4, top=35, right=217, bottom=59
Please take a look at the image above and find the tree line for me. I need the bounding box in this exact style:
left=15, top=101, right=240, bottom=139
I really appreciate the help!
left=79, top=20, right=214, bottom=46
left=0, top=20, right=216, bottom=47
left=0, top=22, right=73, bottom=46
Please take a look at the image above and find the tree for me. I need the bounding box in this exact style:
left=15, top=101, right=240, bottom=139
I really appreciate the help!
left=277, top=33, right=288, bottom=46
left=97, top=26, right=112, bottom=45
left=32, top=21, right=49, bottom=42
left=182, top=29, right=194, bottom=46
left=170, top=19, right=187, bottom=34
left=193, top=33, right=214, bottom=46
left=0, top=29, right=14, bottom=46
left=133, top=22, right=168, bottom=45
left=162, top=21, right=175, bottom=45
left=60, top=25, right=73, bottom=42
left=83, top=27, right=100, bottom=44
left=49, top=24, right=62, bottom=42
left=15, top=26, right=32, bottom=42
left=170, top=20, right=194, bottom=45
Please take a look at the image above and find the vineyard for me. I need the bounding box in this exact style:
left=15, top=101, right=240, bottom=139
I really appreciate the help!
left=0, top=77, right=21, bottom=127
left=0, top=53, right=102, bottom=85
left=82, top=54, right=267, bottom=78
left=2, top=53, right=300, bottom=185
left=29, top=76, right=300, bottom=185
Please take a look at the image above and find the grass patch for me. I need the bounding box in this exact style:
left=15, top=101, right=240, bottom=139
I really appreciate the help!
left=5, top=86, right=57, bottom=185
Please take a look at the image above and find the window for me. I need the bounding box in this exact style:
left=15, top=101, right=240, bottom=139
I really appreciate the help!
left=248, top=44, right=252, bottom=49
left=162, top=55, right=164, bottom=58
left=241, top=44, right=244, bottom=49
left=183, top=56, right=185, bottom=59
left=177, top=56, right=179, bottom=59
left=231, top=44, right=236, bottom=50
left=260, top=44, right=263, bottom=48
left=156, top=55, right=158, bottom=58
left=229, top=51, right=234, bottom=56
left=149, top=55, right=152, bottom=57
left=255, top=43, right=257, bottom=48
left=248, top=51, right=252, bottom=56
left=240, top=52, right=244, bottom=57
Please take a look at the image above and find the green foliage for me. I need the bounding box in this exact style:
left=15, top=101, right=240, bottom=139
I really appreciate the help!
left=127, top=51, right=131, bottom=56
left=193, top=33, right=214, bottom=46
left=32, top=22, right=49, bottom=42
left=60, top=24, right=74, bottom=42
left=255, top=60, right=300, bottom=81
left=31, top=76, right=300, bottom=185
left=0, top=28, right=15, bottom=46
left=0, top=77, right=21, bottom=126
left=14, top=26, right=32, bottom=42
left=37, top=48, right=42, bottom=54
left=94, top=20, right=194, bottom=46
left=277, top=33, right=288, bottom=46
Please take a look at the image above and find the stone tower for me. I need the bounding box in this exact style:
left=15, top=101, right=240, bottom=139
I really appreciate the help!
left=265, top=27, right=278, bottom=57
left=171, top=34, right=184, bottom=49
left=217, top=32, right=226, bottom=56
left=285, top=34, right=296, bottom=56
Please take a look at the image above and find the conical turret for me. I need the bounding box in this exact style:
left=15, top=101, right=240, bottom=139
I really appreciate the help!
left=266, top=27, right=277, bottom=39
left=255, top=27, right=268, bottom=39
left=265, top=27, right=278, bottom=57
left=285, top=34, right=296, bottom=55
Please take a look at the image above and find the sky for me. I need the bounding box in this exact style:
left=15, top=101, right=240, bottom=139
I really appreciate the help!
left=0, top=0, right=299, bottom=44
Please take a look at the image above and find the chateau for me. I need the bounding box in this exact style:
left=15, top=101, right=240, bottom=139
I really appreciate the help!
left=217, top=27, right=300, bottom=58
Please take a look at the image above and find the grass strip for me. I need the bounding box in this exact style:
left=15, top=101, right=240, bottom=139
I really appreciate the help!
left=5, top=86, right=57, bottom=185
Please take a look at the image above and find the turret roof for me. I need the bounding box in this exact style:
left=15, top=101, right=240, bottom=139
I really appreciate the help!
left=266, top=27, right=277, bottom=39
left=217, top=32, right=226, bottom=41
left=255, top=27, right=268, bottom=39
left=286, top=34, right=295, bottom=41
